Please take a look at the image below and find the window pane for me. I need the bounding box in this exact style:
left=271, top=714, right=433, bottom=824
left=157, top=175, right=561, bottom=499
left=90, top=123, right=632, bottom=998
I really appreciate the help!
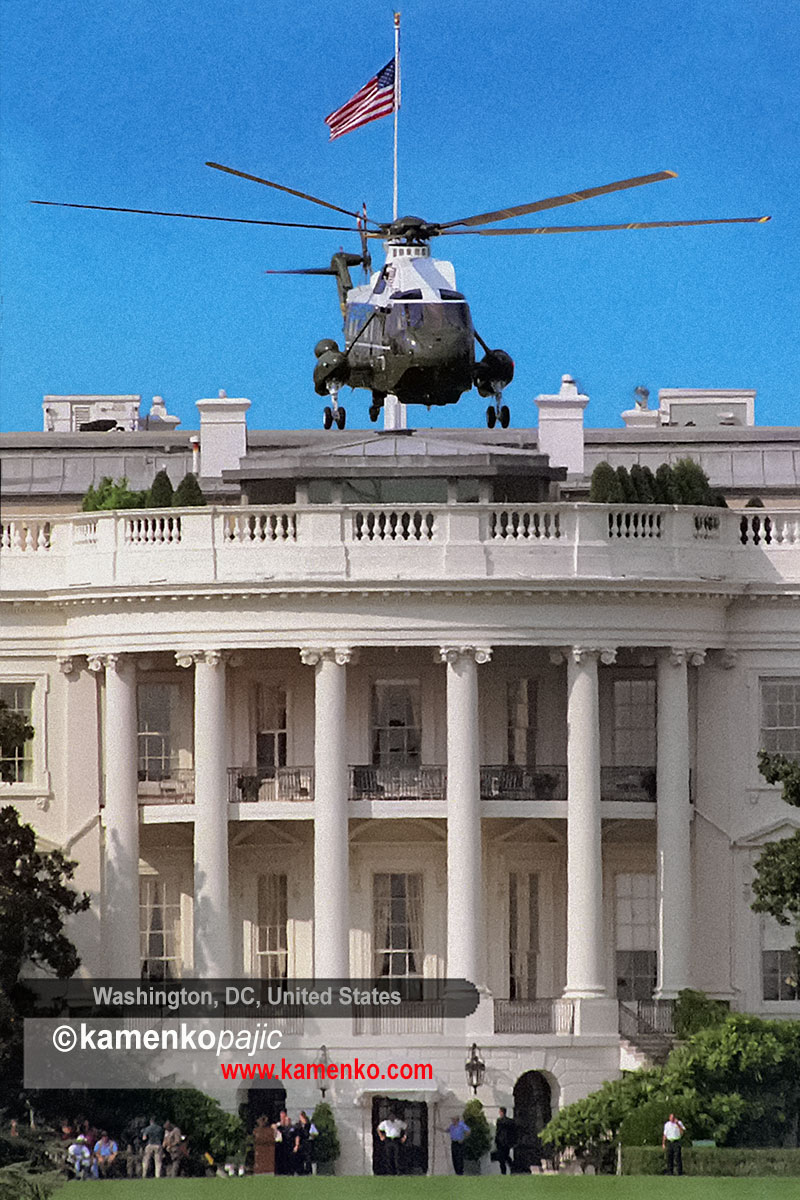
left=613, top=680, right=656, bottom=766
left=0, top=682, right=34, bottom=783
left=137, top=683, right=179, bottom=782
left=761, top=680, right=800, bottom=760
left=507, top=679, right=536, bottom=766
left=139, top=877, right=182, bottom=980
left=373, top=873, right=423, bottom=978
left=372, top=683, right=421, bottom=767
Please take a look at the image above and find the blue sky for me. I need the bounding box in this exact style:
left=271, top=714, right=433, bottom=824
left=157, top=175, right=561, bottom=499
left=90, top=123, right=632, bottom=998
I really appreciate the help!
left=1, top=0, right=797, bottom=433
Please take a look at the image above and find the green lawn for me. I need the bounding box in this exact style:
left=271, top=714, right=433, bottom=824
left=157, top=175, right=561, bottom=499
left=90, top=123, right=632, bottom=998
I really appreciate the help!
left=80, top=1178, right=800, bottom=1199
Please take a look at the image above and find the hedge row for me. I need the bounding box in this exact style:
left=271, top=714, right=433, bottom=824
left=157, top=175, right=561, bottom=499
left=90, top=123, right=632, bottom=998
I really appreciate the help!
left=621, top=1146, right=800, bottom=1176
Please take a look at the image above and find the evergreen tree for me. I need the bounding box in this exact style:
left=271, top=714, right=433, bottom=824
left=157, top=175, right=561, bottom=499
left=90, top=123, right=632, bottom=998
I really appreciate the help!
left=630, top=464, right=656, bottom=503
left=310, top=1101, right=340, bottom=1166
left=615, top=465, right=638, bottom=503
left=173, top=473, right=206, bottom=507
left=462, top=1098, right=492, bottom=1162
left=589, top=462, right=623, bottom=503
left=147, top=469, right=174, bottom=508
left=654, top=463, right=678, bottom=504
left=81, top=477, right=147, bottom=511
left=671, top=458, right=715, bottom=506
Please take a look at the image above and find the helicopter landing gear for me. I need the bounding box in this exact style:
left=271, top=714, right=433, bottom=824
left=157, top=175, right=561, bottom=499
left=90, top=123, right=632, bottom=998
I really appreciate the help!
left=485, top=392, right=510, bottom=429
left=322, top=383, right=346, bottom=431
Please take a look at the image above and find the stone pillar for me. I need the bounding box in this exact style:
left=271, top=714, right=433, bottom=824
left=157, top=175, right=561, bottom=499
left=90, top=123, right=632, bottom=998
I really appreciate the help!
left=301, top=647, right=352, bottom=978
left=655, top=648, right=704, bottom=998
left=439, top=645, right=491, bottom=986
left=89, top=653, right=140, bottom=977
left=564, top=646, right=615, bottom=998
left=178, top=650, right=231, bottom=978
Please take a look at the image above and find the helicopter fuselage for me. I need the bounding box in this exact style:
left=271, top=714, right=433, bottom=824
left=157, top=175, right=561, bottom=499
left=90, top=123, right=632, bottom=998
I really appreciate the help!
left=344, top=242, right=476, bottom=407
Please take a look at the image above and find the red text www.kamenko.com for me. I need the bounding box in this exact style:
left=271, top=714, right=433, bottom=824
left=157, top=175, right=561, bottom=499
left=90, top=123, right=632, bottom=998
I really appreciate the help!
left=221, top=1058, right=433, bottom=1083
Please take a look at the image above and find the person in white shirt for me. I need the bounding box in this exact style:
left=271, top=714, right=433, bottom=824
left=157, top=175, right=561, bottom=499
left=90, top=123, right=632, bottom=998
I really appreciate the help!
left=66, top=1135, right=91, bottom=1180
left=377, top=1113, right=407, bottom=1175
left=662, top=1113, right=686, bottom=1176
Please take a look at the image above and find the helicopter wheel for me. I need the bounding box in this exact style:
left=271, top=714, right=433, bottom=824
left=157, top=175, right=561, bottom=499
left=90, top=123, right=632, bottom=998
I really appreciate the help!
left=335, top=406, right=347, bottom=430
left=486, top=405, right=497, bottom=429
left=499, top=404, right=510, bottom=429
left=323, top=406, right=333, bottom=430
left=369, top=405, right=380, bottom=423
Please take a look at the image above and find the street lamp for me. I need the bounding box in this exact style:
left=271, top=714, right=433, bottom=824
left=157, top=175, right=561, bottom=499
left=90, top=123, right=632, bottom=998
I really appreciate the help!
left=465, top=1043, right=485, bottom=1094
left=317, top=1044, right=330, bottom=1098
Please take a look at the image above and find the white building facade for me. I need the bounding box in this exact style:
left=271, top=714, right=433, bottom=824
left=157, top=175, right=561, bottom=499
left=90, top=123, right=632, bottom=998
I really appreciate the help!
left=1, top=386, right=799, bottom=1173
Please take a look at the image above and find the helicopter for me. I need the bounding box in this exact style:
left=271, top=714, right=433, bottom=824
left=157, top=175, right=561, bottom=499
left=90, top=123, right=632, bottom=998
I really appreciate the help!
left=33, top=164, right=770, bottom=430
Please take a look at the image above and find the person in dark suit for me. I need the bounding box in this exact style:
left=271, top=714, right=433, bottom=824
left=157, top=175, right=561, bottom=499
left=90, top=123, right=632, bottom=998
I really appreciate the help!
left=494, top=1107, right=517, bottom=1174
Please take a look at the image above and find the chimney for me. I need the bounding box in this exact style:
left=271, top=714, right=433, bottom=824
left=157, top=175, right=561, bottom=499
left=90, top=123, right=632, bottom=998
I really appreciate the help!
left=195, top=389, right=251, bottom=478
left=534, top=374, right=589, bottom=477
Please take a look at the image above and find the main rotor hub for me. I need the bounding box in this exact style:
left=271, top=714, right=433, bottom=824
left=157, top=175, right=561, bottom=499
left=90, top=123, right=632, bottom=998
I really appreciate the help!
left=384, top=215, right=439, bottom=243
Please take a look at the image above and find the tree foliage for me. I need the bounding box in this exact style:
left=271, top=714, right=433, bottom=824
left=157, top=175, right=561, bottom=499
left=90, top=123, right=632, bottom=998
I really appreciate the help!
left=752, top=752, right=800, bottom=948
left=147, top=469, right=174, bottom=508
left=172, top=472, right=206, bottom=507
left=0, top=702, right=34, bottom=784
left=310, top=1101, right=340, bottom=1164
left=672, top=988, right=729, bottom=1040
left=82, top=476, right=148, bottom=511
left=461, top=1098, right=492, bottom=1161
left=589, top=458, right=724, bottom=507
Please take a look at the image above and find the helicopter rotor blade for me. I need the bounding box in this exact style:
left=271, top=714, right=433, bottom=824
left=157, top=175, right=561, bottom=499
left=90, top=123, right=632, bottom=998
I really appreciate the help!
left=439, top=215, right=772, bottom=235
left=30, top=200, right=361, bottom=232
left=437, top=169, right=679, bottom=230
left=206, top=162, right=385, bottom=228
left=264, top=268, right=338, bottom=275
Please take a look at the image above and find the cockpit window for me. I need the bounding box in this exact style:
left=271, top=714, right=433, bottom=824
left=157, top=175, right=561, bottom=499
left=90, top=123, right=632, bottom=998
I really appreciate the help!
left=387, top=302, right=473, bottom=334
left=439, top=289, right=465, bottom=300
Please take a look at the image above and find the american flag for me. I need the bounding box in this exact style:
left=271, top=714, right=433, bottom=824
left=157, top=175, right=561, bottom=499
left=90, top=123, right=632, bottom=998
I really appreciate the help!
left=325, top=60, right=396, bottom=141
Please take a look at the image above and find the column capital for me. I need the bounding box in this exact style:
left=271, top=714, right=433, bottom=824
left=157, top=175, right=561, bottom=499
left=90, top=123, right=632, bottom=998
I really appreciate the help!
left=719, top=649, right=738, bottom=670
left=665, top=647, right=707, bottom=668
left=565, top=646, right=617, bottom=666
left=175, top=649, right=228, bottom=669
left=57, top=655, right=79, bottom=676
left=437, top=645, right=493, bottom=666
left=299, top=646, right=355, bottom=667
left=87, top=652, right=129, bottom=674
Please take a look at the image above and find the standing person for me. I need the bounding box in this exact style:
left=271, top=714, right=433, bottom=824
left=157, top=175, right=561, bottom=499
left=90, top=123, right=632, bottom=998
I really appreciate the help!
left=273, top=1109, right=294, bottom=1176
left=162, top=1120, right=187, bottom=1178
left=662, top=1113, right=686, bottom=1176
left=377, top=1110, right=406, bottom=1175
left=292, top=1111, right=313, bottom=1175
left=93, top=1131, right=119, bottom=1179
left=494, top=1106, right=517, bottom=1175
left=122, top=1115, right=145, bottom=1178
left=141, top=1115, right=164, bottom=1179
left=447, top=1114, right=470, bottom=1176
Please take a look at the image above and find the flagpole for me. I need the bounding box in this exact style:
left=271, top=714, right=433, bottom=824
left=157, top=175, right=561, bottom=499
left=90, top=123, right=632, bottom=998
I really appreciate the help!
left=393, top=11, right=401, bottom=220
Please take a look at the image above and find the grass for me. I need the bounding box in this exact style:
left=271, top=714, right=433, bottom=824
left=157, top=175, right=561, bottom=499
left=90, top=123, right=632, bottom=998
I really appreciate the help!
left=81, top=1178, right=800, bottom=1198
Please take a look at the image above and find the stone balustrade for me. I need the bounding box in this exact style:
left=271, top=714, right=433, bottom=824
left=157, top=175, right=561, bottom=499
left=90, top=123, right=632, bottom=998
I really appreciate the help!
left=2, top=502, right=798, bottom=591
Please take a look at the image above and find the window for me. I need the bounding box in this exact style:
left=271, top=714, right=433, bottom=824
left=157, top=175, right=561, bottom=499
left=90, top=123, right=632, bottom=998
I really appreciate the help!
left=761, top=679, right=800, bottom=759
left=372, top=682, right=421, bottom=767
left=762, top=914, right=799, bottom=1001
left=507, top=679, right=536, bottom=766
left=137, top=683, right=180, bottom=781
left=254, top=874, right=288, bottom=980
left=373, top=873, right=423, bottom=978
left=509, top=872, right=539, bottom=999
left=613, top=679, right=656, bottom=766
left=256, top=685, right=287, bottom=777
left=615, top=873, right=656, bottom=1000
left=0, top=682, right=34, bottom=783
left=139, top=877, right=182, bottom=980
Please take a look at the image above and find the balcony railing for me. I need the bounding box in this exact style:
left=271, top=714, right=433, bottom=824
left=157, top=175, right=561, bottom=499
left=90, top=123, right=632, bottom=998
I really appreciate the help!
left=349, top=765, right=446, bottom=801
left=137, top=769, right=195, bottom=804
left=228, top=767, right=314, bottom=803
left=494, top=998, right=575, bottom=1034
left=480, top=765, right=567, bottom=801
left=352, top=1001, right=444, bottom=1036
left=600, top=766, right=656, bottom=802
left=4, top=502, right=799, bottom=592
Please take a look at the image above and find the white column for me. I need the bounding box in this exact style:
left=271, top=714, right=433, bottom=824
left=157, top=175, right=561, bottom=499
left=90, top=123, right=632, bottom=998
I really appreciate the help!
left=655, top=648, right=703, bottom=998
left=180, top=650, right=231, bottom=978
left=564, top=646, right=614, bottom=998
left=439, top=645, right=491, bottom=986
left=301, top=647, right=352, bottom=979
left=90, top=653, right=140, bottom=978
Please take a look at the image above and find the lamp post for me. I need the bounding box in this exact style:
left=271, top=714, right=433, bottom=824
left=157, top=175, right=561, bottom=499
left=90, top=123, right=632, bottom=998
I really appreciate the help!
left=318, top=1044, right=330, bottom=1099
left=465, top=1043, right=485, bottom=1094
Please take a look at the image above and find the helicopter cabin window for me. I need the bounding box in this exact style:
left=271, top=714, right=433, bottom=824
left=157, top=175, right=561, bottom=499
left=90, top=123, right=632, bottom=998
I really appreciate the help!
left=345, top=302, right=376, bottom=345
left=439, top=289, right=465, bottom=300
left=386, top=302, right=472, bottom=334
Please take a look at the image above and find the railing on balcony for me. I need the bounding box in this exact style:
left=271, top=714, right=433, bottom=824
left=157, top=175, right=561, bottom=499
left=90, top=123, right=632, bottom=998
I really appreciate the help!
left=480, top=765, right=567, bottom=801
left=352, top=1001, right=444, bottom=1036
left=600, top=766, right=657, bottom=802
left=618, top=999, right=676, bottom=1060
left=349, top=765, right=446, bottom=801
left=136, top=769, right=195, bottom=804
left=494, top=998, right=575, bottom=1035
left=228, top=767, right=314, bottom=803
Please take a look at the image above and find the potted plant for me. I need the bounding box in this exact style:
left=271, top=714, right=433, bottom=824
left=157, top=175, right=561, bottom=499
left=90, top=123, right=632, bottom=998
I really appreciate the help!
left=462, top=1099, right=492, bottom=1175
left=310, top=1102, right=340, bottom=1175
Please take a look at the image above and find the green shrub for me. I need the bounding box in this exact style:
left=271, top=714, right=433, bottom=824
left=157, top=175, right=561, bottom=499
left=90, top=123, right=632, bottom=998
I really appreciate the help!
left=615, top=465, right=638, bottom=503
left=622, top=1145, right=800, bottom=1176
left=630, top=464, right=656, bottom=503
left=619, top=1099, right=692, bottom=1147
left=173, top=473, right=206, bottom=507
left=0, top=1164, right=63, bottom=1199
left=589, top=461, right=623, bottom=503
left=672, top=989, right=729, bottom=1039
left=671, top=458, right=715, bottom=506
left=148, top=469, right=174, bottom=508
left=81, top=476, right=148, bottom=511
left=310, top=1101, right=340, bottom=1164
left=462, top=1099, right=492, bottom=1162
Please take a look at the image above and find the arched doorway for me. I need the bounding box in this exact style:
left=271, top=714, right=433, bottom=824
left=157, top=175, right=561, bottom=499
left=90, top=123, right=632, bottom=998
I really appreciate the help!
left=512, top=1071, right=552, bottom=1171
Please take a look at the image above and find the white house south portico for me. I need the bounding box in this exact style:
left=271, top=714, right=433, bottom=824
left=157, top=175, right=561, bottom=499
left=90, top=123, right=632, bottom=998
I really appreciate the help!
left=2, top=382, right=799, bottom=1173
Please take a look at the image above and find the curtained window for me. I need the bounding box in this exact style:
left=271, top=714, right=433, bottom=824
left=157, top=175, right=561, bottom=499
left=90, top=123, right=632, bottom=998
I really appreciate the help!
left=508, top=872, right=539, bottom=999
left=371, top=682, right=421, bottom=767
left=373, top=873, right=423, bottom=978
left=139, top=877, right=182, bottom=980
left=254, top=874, right=288, bottom=980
